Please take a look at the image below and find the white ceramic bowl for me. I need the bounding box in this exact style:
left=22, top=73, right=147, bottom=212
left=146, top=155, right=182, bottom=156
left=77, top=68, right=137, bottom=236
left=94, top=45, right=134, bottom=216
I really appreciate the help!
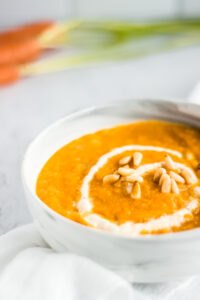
left=22, top=99, right=200, bottom=282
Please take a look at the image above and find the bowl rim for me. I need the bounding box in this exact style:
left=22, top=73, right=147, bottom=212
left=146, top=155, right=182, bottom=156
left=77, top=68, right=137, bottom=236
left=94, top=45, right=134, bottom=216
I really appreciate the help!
left=21, top=98, right=200, bottom=242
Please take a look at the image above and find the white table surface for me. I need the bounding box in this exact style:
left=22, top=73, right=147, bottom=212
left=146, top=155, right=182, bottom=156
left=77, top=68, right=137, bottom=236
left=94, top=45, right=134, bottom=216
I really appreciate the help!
left=0, top=45, right=200, bottom=235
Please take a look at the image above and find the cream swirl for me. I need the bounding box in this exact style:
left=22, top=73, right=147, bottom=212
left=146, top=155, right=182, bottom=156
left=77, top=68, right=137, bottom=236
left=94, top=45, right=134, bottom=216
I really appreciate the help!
left=77, top=145, right=199, bottom=235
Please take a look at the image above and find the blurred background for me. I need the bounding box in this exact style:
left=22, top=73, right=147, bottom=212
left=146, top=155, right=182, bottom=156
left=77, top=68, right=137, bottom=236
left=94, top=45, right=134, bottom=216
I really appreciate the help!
left=1, top=0, right=200, bottom=27
left=0, top=1, right=200, bottom=235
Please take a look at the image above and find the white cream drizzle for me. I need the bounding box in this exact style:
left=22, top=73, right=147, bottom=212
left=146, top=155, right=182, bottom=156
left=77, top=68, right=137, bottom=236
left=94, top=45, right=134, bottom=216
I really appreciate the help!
left=85, top=199, right=198, bottom=235
left=77, top=145, right=199, bottom=235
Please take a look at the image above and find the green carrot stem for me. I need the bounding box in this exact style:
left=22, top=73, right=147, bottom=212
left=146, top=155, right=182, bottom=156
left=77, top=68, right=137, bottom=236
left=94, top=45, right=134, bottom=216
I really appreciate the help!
left=38, top=19, right=200, bottom=49
left=38, top=20, right=83, bottom=47
left=22, top=31, right=200, bottom=77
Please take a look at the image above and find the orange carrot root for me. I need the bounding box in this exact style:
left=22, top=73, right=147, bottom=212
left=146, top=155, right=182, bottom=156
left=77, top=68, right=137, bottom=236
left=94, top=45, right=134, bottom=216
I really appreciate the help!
left=0, top=21, right=54, bottom=45
left=0, top=39, right=42, bottom=66
left=0, top=66, right=21, bottom=86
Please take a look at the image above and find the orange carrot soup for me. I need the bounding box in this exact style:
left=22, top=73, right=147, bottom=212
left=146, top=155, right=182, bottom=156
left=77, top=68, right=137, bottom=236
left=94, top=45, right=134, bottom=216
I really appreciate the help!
left=36, top=120, right=200, bottom=235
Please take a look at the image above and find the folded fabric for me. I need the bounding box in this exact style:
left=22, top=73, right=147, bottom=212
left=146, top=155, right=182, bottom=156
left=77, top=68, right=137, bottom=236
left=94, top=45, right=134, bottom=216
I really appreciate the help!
left=0, top=223, right=200, bottom=300
left=0, top=224, right=138, bottom=300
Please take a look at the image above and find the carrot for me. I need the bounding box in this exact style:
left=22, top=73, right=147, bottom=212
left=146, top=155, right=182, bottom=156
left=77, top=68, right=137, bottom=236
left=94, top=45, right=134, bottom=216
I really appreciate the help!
left=0, top=65, right=21, bottom=86
left=0, top=21, right=54, bottom=45
left=0, top=21, right=55, bottom=66
left=0, top=39, right=42, bottom=65
left=0, top=21, right=80, bottom=66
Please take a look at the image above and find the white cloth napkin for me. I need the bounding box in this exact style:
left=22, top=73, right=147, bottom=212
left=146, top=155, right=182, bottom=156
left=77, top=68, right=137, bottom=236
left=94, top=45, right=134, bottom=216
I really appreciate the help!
left=1, top=83, right=200, bottom=300
left=0, top=224, right=141, bottom=300
left=0, top=224, right=200, bottom=300
left=0, top=223, right=199, bottom=300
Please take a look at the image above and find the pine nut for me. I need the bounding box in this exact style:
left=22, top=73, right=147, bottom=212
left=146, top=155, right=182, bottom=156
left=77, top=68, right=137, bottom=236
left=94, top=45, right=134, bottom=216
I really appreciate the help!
left=165, top=155, right=175, bottom=170
left=118, top=167, right=135, bottom=176
left=125, top=174, right=143, bottom=183
left=123, top=182, right=133, bottom=195
left=131, top=182, right=141, bottom=199
left=159, top=173, right=166, bottom=186
left=133, top=152, right=143, bottom=166
left=181, top=168, right=197, bottom=185
left=161, top=174, right=171, bottom=193
left=171, top=178, right=179, bottom=194
left=123, top=164, right=130, bottom=169
left=119, top=156, right=132, bottom=166
left=169, top=171, right=185, bottom=184
left=103, top=174, right=120, bottom=184
left=154, top=167, right=166, bottom=182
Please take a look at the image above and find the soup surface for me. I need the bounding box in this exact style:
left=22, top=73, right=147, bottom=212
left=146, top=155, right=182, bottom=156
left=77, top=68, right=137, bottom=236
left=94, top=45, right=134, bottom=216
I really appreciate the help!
left=36, top=120, right=200, bottom=235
